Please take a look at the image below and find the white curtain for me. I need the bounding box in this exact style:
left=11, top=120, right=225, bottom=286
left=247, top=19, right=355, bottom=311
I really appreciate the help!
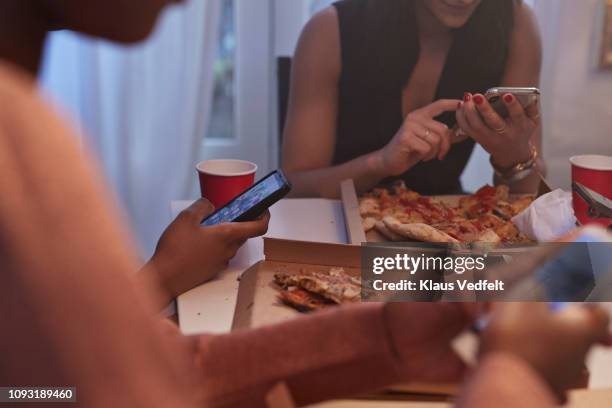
left=40, top=0, right=222, bottom=257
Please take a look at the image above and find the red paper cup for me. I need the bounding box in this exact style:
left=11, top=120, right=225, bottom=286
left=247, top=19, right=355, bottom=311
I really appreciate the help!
left=570, top=155, right=612, bottom=228
left=197, top=159, right=257, bottom=208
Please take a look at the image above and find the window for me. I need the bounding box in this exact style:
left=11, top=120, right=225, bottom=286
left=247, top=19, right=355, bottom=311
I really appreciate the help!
left=207, top=0, right=236, bottom=140
left=198, top=0, right=273, bottom=175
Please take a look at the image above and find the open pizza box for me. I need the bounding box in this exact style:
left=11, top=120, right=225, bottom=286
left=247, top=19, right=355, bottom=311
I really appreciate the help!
left=340, top=177, right=553, bottom=252
left=231, top=237, right=477, bottom=399
left=232, top=238, right=361, bottom=330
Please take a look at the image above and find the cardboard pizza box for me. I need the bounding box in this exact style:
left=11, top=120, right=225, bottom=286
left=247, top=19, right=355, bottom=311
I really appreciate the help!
left=231, top=238, right=472, bottom=398
left=232, top=238, right=361, bottom=330
left=340, top=177, right=553, bottom=247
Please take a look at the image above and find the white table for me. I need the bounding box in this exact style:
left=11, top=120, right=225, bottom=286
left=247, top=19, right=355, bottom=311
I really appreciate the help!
left=170, top=198, right=612, bottom=390
left=172, top=198, right=347, bottom=335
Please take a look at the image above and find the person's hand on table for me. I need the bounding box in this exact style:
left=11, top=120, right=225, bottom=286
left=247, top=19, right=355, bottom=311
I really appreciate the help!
left=143, top=198, right=270, bottom=307
left=384, top=302, right=483, bottom=382
left=371, top=99, right=460, bottom=177
left=480, top=303, right=612, bottom=403
left=456, top=92, right=540, bottom=168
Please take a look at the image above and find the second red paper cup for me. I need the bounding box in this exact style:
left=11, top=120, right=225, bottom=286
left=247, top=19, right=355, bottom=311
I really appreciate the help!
left=570, top=155, right=612, bottom=228
left=197, top=159, right=257, bottom=209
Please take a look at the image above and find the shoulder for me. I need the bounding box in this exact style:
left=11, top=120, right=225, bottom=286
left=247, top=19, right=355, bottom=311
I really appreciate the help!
left=295, top=7, right=341, bottom=79
left=305, top=0, right=369, bottom=42
left=0, top=62, right=48, bottom=126
left=0, top=63, right=37, bottom=100
left=301, top=6, right=339, bottom=43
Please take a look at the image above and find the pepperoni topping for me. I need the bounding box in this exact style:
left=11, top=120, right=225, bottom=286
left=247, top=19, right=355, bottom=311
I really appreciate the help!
left=476, top=185, right=496, bottom=198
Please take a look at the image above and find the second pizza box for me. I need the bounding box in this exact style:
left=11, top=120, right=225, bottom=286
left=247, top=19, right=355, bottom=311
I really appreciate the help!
left=232, top=238, right=361, bottom=330
left=340, top=178, right=552, bottom=249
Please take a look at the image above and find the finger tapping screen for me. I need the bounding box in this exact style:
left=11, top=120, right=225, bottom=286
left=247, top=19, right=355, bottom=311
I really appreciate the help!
left=202, top=172, right=285, bottom=226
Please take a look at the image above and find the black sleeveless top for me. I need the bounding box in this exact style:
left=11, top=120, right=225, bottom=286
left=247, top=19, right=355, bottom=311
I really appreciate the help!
left=332, top=0, right=513, bottom=194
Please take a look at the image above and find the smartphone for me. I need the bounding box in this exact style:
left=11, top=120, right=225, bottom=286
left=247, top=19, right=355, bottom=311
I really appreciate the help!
left=474, top=226, right=612, bottom=331
left=201, top=170, right=291, bottom=226
left=485, top=87, right=540, bottom=118
left=526, top=225, right=612, bottom=302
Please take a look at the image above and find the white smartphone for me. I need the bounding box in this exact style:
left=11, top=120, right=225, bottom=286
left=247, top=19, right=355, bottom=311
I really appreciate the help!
left=485, top=87, right=540, bottom=118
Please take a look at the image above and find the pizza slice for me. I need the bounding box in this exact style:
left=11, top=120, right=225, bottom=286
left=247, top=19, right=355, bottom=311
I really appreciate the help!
left=362, top=217, right=377, bottom=232
left=460, top=185, right=510, bottom=218
left=277, top=287, right=334, bottom=312
left=510, top=196, right=534, bottom=215
left=383, top=216, right=460, bottom=244
left=494, top=221, right=534, bottom=244
left=359, top=183, right=535, bottom=244
left=494, top=196, right=534, bottom=220
left=475, top=229, right=502, bottom=243
left=274, top=268, right=361, bottom=305
left=374, top=220, right=404, bottom=242
left=359, top=197, right=381, bottom=218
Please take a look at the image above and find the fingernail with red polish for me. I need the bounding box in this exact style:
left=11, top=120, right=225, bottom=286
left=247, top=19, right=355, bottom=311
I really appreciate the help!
left=464, top=92, right=472, bottom=102
left=474, top=95, right=484, bottom=105
left=504, top=94, right=514, bottom=103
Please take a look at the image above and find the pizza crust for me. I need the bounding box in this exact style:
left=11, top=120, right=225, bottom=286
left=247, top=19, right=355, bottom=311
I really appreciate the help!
left=359, top=197, right=380, bottom=217
left=494, top=185, right=510, bottom=201
left=362, top=217, right=377, bottom=232
left=475, top=229, right=501, bottom=243
left=383, top=216, right=460, bottom=244
left=374, top=220, right=404, bottom=242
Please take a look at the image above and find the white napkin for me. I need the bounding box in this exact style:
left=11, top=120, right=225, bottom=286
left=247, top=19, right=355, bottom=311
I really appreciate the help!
left=512, top=189, right=577, bottom=242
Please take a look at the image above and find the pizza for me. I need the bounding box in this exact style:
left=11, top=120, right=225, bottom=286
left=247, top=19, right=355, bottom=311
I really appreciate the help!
left=382, top=218, right=460, bottom=244
left=359, top=182, right=534, bottom=244
left=274, top=267, right=361, bottom=312
left=276, top=287, right=334, bottom=312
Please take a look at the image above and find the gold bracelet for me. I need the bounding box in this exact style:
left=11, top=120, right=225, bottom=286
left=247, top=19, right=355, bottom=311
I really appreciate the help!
left=491, top=144, right=538, bottom=183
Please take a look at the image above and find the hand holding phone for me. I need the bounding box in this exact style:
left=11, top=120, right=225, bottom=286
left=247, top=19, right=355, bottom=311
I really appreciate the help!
left=485, top=87, right=540, bottom=119
left=480, top=302, right=609, bottom=402
left=201, top=169, right=291, bottom=226
left=148, top=198, right=271, bottom=304
left=456, top=87, right=540, bottom=168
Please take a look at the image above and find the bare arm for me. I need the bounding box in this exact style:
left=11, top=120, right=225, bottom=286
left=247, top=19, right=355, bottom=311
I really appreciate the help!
left=282, top=8, right=387, bottom=198
left=191, top=303, right=475, bottom=407
left=0, top=64, right=197, bottom=407
left=457, top=353, right=556, bottom=408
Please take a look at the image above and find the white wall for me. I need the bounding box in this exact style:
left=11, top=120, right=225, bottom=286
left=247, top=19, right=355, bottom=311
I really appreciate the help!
left=539, top=0, right=612, bottom=190
left=274, top=0, right=310, bottom=56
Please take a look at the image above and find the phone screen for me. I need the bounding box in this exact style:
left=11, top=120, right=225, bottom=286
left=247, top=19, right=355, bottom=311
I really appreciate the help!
left=201, top=171, right=287, bottom=226
left=475, top=229, right=612, bottom=330
left=485, top=87, right=540, bottom=119
left=534, top=230, right=612, bottom=301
